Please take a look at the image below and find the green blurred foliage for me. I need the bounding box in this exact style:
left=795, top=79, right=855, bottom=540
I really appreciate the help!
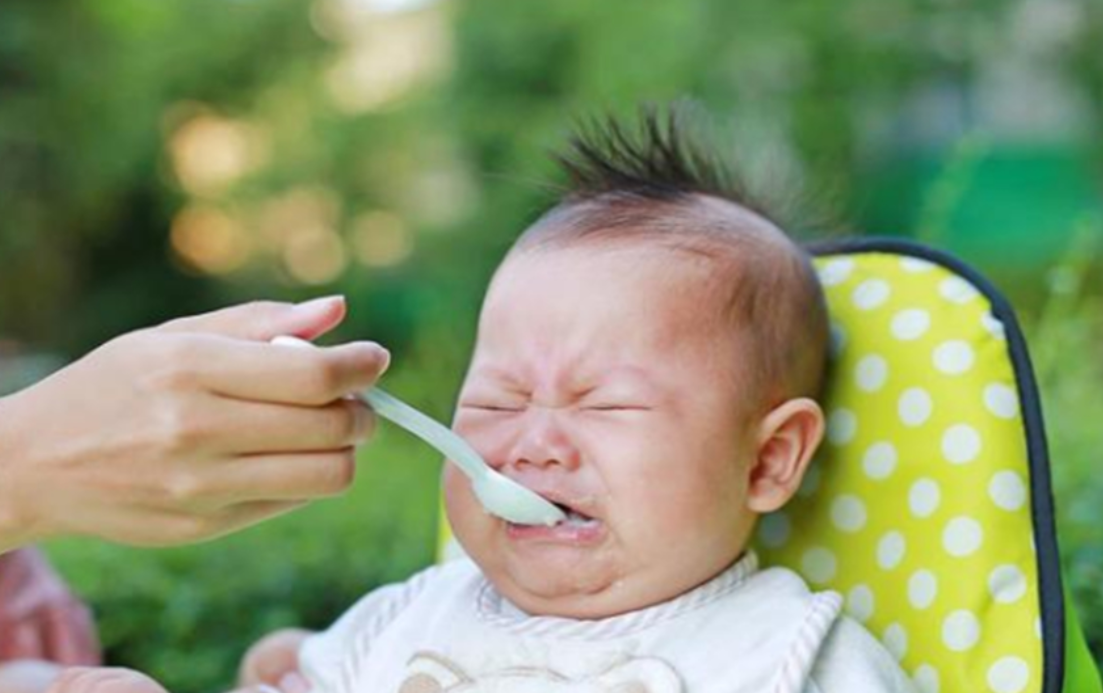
left=1, top=0, right=1102, bottom=690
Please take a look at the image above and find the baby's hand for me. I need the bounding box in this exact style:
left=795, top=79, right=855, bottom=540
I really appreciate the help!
left=237, top=629, right=313, bottom=693
left=0, top=548, right=101, bottom=666
left=45, top=668, right=168, bottom=693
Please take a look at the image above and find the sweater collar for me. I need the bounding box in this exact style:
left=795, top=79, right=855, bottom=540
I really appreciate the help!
left=475, top=551, right=760, bottom=640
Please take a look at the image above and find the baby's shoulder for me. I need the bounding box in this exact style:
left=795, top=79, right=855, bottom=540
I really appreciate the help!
left=337, top=558, right=480, bottom=625
left=807, top=616, right=917, bottom=693
left=300, top=559, right=483, bottom=687
left=720, top=563, right=840, bottom=620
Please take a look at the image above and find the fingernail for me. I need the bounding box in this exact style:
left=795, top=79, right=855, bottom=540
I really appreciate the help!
left=295, top=295, right=345, bottom=312
left=367, top=343, right=391, bottom=374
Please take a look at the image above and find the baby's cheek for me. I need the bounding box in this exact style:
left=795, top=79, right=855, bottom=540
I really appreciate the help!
left=453, top=416, right=518, bottom=469
left=443, top=466, right=489, bottom=539
left=442, top=465, right=471, bottom=523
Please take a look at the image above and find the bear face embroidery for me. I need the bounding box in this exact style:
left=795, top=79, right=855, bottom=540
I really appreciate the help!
left=398, top=652, right=683, bottom=693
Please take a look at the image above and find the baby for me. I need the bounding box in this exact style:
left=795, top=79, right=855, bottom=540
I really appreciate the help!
left=240, top=108, right=916, bottom=693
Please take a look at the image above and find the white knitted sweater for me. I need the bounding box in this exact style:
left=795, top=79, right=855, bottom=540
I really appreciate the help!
left=299, top=552, right=915, bottom=693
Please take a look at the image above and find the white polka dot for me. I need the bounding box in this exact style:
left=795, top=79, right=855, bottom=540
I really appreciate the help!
left=984, top=383, right=1019, bottom=419
left=943, top=516, right=984, bottom=557
left=989, top=471, right=1027, bottom=511
left=827, top=408, right=858, bottom=445
left=831, top=495, right=867, bottom=533
left=933, top=340, right=976, bottom=375
left=941, top=424, right=982, bottom=464
left=802, top=547, right=837, bottom=584
left=798, top=463, right=822, bottom=498
left=1035, top=617, right=1042, bottom=639
left=891, top=309, right=931, bottom=341
left=913, top=664, right=940, bottom=693
left=847, top=584, right=875, bottom=623
left=863, top=442, right=898, bottom=480
left=758, top=512, right=791, bottom=548
left=830, top=322, right=848, bottom=356
left=987, top=656, right=1030, bottom=693
left=883, top=623, right=908, bottom=661
left=898, top=388, right=933, bottom=427
left=982, top=311, right=1007, bottom=339
left=853, top=279, right=892, bottom=310
left=819, top=258, right=855, bottom=286
left=855, top=354, right=889, bottom=392
left=988, top=564, right=1027, bottom=604
left=901, top=257, right=936, bottom=273
left=908, top=570, right=938, bottom=609
left=940, top=276, right=979, bottom=304
left=942, top=610, right=981, bottom=651
left=877, top=531, right=906, bottom=570
left=909, top=478, right=941, bottom=518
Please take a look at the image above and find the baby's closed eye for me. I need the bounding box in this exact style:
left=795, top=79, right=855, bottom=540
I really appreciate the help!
left=581, top=402, right=651, bottom=412
left=461, top=402, right=526, bottom=413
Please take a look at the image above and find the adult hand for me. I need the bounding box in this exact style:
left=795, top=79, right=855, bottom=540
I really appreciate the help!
left=42, top=665, right=294, bottom=693
left=0, top=548, right=100, bottom=666
left=0, top=297, right=390, bottom=551
left=45, top=668, right=168, bottom=693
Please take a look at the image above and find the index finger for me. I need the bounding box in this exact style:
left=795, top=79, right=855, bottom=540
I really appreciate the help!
left=194, top=338, right=390, bottom=405
left=156, top=297, right=347, bottom=341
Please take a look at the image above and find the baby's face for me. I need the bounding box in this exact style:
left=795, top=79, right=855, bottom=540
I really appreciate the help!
left=445, top=244, right=761, bottom=619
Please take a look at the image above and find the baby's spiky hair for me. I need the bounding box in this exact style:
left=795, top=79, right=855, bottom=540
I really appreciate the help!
left=549, top=104, right=796, bottom=232
left=556, top=105, right=747, bottom=203
left=511, top=104, right=829, bottom=408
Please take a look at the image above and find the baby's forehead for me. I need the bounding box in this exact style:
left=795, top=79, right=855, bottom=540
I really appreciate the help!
left=494, top=241, right=728, bottom=308
left=481, top=242, right=748, bottom=362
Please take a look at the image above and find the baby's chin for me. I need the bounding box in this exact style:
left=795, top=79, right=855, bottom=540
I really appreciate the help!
left=487, top=558, right=677, bottom=620
left=483, top=543, right=749, bottom=620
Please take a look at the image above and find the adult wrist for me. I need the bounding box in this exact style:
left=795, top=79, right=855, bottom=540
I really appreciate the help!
left=0, top=393, right=41, bottom=553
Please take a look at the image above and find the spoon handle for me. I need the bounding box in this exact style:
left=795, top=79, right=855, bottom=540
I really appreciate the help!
left=270, top=336, right=486, bottom=484
left=358, top=387, right=486, bottom=482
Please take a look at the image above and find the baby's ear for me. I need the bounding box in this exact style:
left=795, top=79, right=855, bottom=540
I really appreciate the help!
left=746, top=397, right=824, bottom=513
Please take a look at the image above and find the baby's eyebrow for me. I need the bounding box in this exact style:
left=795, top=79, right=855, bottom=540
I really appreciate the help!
left=466, top=364, right=529, bottom=391
left=581, top=366, right=663, bottom=397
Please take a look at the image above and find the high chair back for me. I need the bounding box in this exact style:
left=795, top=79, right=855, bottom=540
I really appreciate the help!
left=754, top=237, right=1099, bottom=693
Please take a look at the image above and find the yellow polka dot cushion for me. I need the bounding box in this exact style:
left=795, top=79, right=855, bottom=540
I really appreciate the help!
left=753, top=237, right=1099, bottom=693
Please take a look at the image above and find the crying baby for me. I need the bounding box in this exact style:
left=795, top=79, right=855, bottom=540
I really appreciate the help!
left=240, top=108, right=917, bottom=693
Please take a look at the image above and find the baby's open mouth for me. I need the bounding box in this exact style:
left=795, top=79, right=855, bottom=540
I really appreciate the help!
left=505, top=493, right=605, bottom=542
left=548, top=500, right=601, bottom=527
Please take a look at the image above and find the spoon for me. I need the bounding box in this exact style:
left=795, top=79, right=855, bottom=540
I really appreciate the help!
left=270, top=336, right=566, bottom=527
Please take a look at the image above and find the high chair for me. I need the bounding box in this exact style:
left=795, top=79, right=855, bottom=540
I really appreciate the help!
left=755, top=237, right=1100, bottom=693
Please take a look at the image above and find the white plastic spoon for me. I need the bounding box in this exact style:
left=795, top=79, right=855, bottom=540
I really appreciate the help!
left=270, top=336, right=566, bottom=527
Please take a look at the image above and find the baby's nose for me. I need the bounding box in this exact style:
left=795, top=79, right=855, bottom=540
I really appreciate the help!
left=505, top=412, right=581, bottom=471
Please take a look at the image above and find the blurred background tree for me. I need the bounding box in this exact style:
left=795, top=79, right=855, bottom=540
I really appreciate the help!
left=1, top=0, right=1101, bottom=690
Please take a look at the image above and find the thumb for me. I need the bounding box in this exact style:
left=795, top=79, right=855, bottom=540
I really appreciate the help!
left=155, top=297, right=347, bottom=341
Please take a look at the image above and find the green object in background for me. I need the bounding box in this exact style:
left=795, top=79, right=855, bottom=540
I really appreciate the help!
left=862, top=144, right=1103, bottom=269
left=1067, top=588, right=1103, bottom=693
